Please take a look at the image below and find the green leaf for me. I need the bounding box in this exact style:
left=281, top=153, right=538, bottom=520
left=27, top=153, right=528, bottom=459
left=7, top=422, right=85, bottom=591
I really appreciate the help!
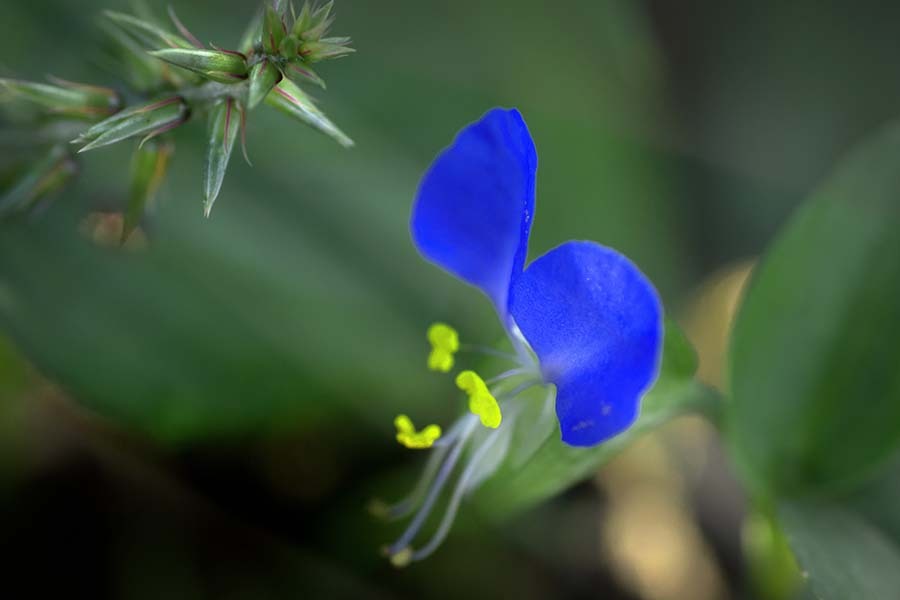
left=202, top=99, right=241, bottom=217
left=265, top=78, right=352, bottom=147
left=779, top=500, right=900, bottom=600
left=74, top=97, right=188, bottom=153
left=247, top=60, right=282, bottom=109
left=727, top=122, right=900, bottom=496
left=149, top=49, right=248, bottom=84
left=123, top=140, right=173, bottom=243
left=475, top=319, right=717, bottom=518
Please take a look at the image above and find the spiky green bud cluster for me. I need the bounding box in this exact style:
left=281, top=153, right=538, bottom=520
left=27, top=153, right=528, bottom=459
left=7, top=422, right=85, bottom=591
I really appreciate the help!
left=0, top=1, right=354, bottom=236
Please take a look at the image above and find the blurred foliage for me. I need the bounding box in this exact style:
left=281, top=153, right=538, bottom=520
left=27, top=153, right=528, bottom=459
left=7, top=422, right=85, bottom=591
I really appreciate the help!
left=4, top=0, right=900, bottom=598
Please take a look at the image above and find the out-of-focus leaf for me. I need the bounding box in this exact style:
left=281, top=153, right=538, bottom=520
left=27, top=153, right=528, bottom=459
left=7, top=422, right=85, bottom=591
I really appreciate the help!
left=476, top=320, right=715, bottom=517
left=202, top=99, right=240, bottom=217
left=103, top=10, right=194, bottom=50
left=779, top=500, right=900, bottom=600
left=265, top=78, right=352, bottom=147
left=0, top=78, right=119, bottom=121
left=728, top=122, right=900, bottom=496
left=237, top=7, right=263, bottom=54
left=123, top=140, right=173, bottom=242
left=0, top=145, right=77, bottom=216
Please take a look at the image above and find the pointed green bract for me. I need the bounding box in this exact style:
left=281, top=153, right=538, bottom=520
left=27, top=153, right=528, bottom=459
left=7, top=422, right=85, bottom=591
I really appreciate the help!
left=301, top=39, right=355, bottom=62
left=263, top=5, right=287, bottom=53
left=247, top=60, right=282, bottom=109
left=74, top=97, right=188, bottom=153
left=149, top=48, right=248, bottom=84
left=265, top=78, right=352, bottom=147
left=283, top=59, right=325, bottom=89
left=0, top=78, right=119, bottom=120
left=202, top=99, right=241, bottom=217
left=123, top=140, right=173, bottom=242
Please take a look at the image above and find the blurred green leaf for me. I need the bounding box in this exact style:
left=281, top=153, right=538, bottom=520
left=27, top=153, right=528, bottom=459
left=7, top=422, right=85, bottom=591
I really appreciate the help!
left=104, top=10, right=194, bottom=50
left=203, top=99, right=240, bottom=216
left=727, top=122, right=900, bottom=496
left=123, top=140, right=173, bottom=242
left=0, top=78, right=119, bottom=120
left=779, top=499, right=900, bottom=600
left=0, top=145, right=77, bottom=216
left=476, top=320, right=715, bottom=517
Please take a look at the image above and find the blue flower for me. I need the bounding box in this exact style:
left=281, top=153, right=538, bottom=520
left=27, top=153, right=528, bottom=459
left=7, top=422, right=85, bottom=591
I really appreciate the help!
left=374, top=108, right=663, bottom=566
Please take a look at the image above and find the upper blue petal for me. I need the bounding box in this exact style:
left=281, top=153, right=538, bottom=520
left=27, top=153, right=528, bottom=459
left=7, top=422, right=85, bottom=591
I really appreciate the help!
left=410, top=108, right=537, bottom=317
left=509, top=241, right=664, bottom=447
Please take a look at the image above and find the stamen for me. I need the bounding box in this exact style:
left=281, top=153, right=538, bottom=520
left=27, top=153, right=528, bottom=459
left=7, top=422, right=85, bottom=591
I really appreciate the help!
left=387, top=416, right=478, bottom=557
left=485, top=367, right=531, bottom=386
left=427, top=322, right=459, bottom=372
left=394, top=415, right=441, bottom=449
left=370, top=416, right=472, bottom=520
left=458, top=343, right=522, bottom=365
left=409, top=420, right=509, bottom=562
left=456, top=371, right=502, bottom=429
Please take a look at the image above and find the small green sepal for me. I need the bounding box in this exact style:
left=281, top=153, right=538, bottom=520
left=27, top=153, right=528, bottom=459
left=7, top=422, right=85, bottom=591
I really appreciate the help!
left=247, top=59, right=282, bottom=109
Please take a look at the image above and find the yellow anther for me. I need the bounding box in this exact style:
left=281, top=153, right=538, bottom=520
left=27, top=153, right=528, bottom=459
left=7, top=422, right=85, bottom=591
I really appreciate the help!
left=394, top=414, right=442, bottom=449
left=389, top=547, right=413, bottom=568
left=455, top=370, right=502, bottom=429
left=427, top=322, right=459, bottom=372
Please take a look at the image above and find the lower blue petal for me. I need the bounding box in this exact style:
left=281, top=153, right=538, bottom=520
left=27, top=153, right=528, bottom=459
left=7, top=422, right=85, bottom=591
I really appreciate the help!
left=509, top=241, right=663, bottom=447
left=410, top=108, right=537, bottom=317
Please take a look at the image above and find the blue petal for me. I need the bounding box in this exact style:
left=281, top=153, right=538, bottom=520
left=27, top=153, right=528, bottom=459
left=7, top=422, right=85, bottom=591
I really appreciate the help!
left=509, top=241, right=663, bottom=447
left=410, top=108, right=537, bottom=316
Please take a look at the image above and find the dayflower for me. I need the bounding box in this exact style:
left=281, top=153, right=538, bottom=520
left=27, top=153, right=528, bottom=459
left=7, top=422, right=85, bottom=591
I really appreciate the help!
left=373, top=108, right=663, bottom=566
